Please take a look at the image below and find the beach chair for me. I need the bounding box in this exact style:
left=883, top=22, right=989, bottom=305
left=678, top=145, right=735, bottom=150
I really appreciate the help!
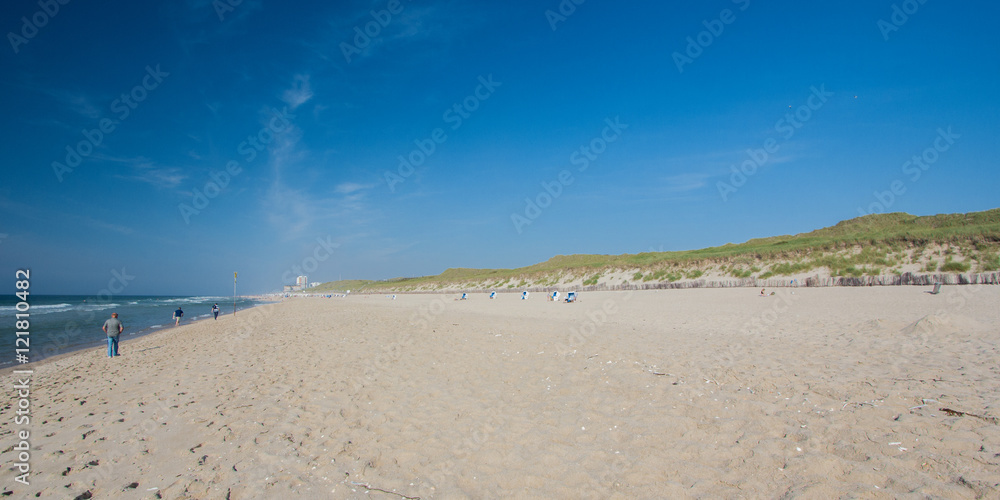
left=521, top=291, right=529, bottom=300
left=929, top=282, right=942, bottom=295
left=489, top=291, right=497, bottom=299
left=550, top=291, right=560, bottom=301
left=461, top=293, right=468, bottom=300
left=565, top=292, right=577, bottom=303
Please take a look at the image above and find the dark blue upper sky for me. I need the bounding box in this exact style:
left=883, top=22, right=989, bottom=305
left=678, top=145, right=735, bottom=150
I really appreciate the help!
left=2, top=0, right=998, bottom=295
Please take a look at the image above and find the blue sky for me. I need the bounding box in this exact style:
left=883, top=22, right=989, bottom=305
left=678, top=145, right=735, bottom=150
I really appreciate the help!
left=2, top=0, right=998, bottom=295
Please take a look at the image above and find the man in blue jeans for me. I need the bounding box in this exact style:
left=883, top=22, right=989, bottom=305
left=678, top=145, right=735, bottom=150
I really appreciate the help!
left=103, top=312, right=124, bottom=357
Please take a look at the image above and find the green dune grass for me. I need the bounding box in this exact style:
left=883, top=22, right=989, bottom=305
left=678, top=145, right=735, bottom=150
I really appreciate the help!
left=309, top=209, right=1000, bottom=292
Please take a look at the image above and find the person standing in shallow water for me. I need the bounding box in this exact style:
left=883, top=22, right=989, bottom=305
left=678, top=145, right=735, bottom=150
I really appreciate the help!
left=212, top=303, right=220, bottom=320
left=173, top=307, right=184, bottom=326
left=103, top=312, right=123, bottom=357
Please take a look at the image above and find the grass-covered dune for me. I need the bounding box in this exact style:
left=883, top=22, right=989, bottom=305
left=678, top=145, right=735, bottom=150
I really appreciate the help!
left=308, top=209, right=1000, bottom=293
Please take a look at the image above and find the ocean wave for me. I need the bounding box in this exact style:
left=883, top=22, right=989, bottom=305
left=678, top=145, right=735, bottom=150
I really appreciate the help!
left=0, top=303, right=73, bottom=316
left=32, top=303, right=73, bottom=310
left=157, top=297, right=223, bottom=305
left=0, top=300, right=129, bottom=317
left=31, top=303, right=73, bottom=309
left=78, top=303, right=121, bottom=312
left=157, top=298, right=192, bottom=304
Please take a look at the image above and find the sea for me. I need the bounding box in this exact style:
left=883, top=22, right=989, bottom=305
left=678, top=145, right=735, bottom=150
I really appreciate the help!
left=0, top=295, right=270, bottom=368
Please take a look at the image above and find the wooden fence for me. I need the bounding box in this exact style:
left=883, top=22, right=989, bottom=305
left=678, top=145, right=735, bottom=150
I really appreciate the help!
left=370, top=272, right=1000, bottom=295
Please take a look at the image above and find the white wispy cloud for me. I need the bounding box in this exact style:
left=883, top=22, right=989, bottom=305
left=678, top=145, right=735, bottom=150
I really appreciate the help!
left=662, top=173, right=710, bottom=193
left=263, top=121, right=312, bottom=239
left=38, top=88, right=103, bottom=119
left=98, top=155, right=189, bottom=189
left=257, top=74, right=391, bottom=245
left=656, top=147, right=800, bottom=191
left=72, top=214, right=134, bottom=235
left=334, top=182, right=374, bottom=194
left=282, top=74, right=314, bottom=110
left=0, top=193, right=134, bottom=235
left=321, top=2, right=489, bottom=65
left=367, top=240, right=419, bottom=259
left=135, top=168, right=188, bottom=189
left=262, top=134, right=377, bottom=240
left=129, top=164, right=188, bottom=189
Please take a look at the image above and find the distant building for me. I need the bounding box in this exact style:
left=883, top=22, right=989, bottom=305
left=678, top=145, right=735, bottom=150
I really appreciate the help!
left=310, top=282, right=321, bottom=288
left=283, top=285, right=294, bottom=292
left=296, top=275, right=308, bottom=289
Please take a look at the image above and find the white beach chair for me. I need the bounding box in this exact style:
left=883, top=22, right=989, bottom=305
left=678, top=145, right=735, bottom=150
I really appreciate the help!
left=565, top=292, right=577, bottom=303
left=521, top=291, right=529, bottom=300
left=461, top=293, right=468, bottom=300
left=550, top=291, right=560, bottom=301
left=489, top=291, right=497, bottom=299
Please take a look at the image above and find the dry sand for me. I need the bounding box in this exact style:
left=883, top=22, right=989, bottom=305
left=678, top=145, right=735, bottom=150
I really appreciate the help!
left=2, top=286, right=999, bottom=498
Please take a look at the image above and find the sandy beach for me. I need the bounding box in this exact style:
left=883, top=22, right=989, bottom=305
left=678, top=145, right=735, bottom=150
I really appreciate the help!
left=3, top=286, right=999, bottom=498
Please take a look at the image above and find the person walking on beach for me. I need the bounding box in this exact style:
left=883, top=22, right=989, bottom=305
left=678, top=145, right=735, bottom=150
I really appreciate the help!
left=103, top=312, right=123, bottom=357
left=173, top=307, right=184, bottom=326
left=212, top=303, right=220, bottom=320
